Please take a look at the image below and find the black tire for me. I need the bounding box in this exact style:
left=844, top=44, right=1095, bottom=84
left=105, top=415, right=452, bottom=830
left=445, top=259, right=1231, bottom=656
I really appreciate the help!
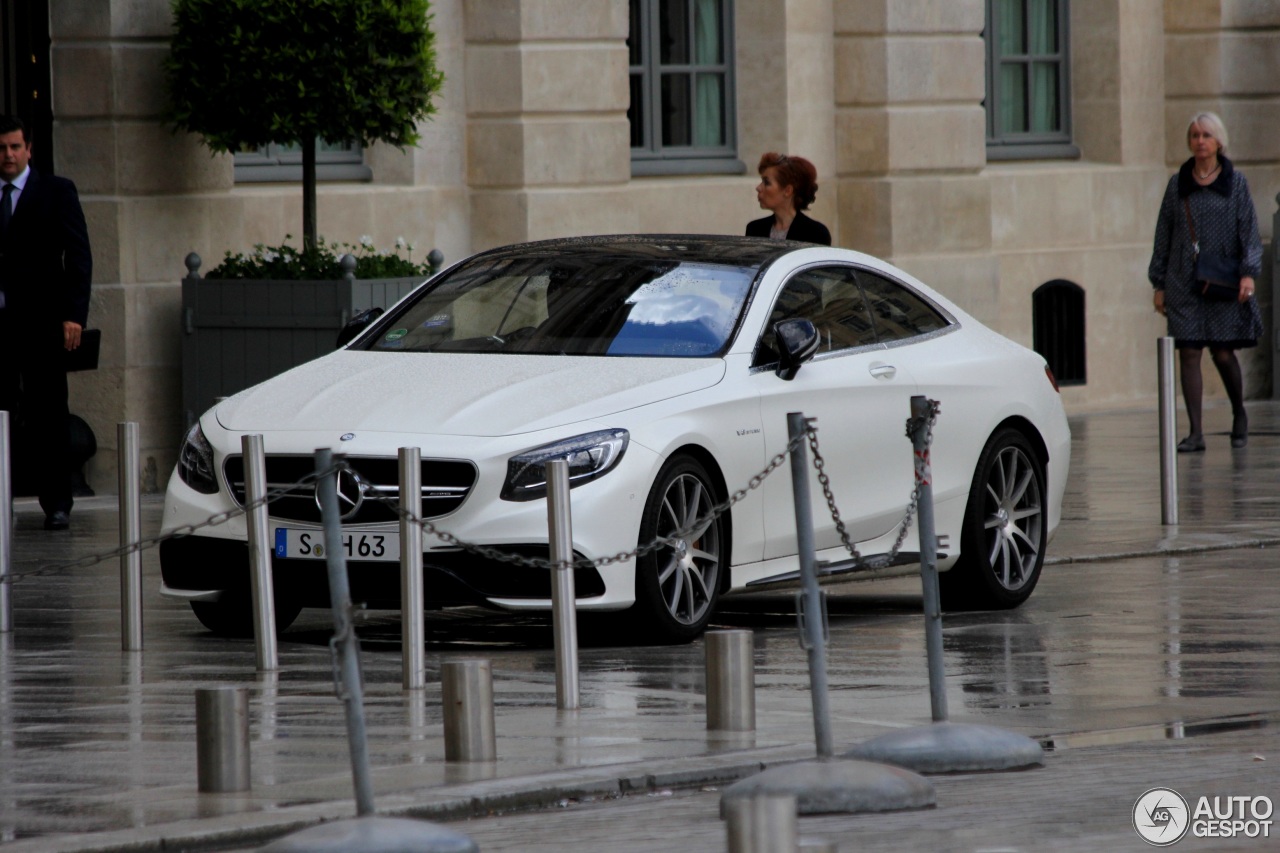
left=940, top=427, right=1046, bottom=611
left=190, top=592, right=302, bottom=637
left=630, top=455, right=726, bottom=643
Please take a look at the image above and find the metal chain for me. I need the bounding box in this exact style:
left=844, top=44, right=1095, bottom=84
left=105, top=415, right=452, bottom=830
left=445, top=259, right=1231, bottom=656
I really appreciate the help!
left=0, top=463, right=344, bottom=585
left=4, top=406, right=938, bottom=585
left=805, top=399, right=939, bottom=570
left=400, top=430, right=809, bottom=571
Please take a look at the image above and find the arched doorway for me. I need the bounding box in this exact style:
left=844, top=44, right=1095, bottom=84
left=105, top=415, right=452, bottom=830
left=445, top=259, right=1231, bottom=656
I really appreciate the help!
left=1032, top=279, right=1086, bottom=386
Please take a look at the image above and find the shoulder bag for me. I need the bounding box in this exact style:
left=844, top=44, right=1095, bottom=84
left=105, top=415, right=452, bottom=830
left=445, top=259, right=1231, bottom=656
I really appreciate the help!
left=1182, top=198, right=1240, bottom=301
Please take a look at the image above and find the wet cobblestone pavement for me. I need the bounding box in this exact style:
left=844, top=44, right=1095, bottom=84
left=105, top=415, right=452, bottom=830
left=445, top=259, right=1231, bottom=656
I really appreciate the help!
left=2, top=402, right=1279, bottom=851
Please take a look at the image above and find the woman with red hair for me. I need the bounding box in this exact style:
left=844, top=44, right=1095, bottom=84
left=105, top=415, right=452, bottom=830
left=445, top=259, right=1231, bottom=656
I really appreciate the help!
left=745, top=152, right=831, bottom=245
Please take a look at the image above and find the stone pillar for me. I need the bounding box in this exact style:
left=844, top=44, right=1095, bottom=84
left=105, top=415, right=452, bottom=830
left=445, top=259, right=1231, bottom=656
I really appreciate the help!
left=736, top=0, right=838, bottom=229
left=1072, top=0, right=1164, bottom=165
left=464, top=0, right=631, bottom=249
left=1163, top=2, right=1280, bottom=170
left=51, top=0, right=232, bottom=493
left=831, top=1, right=990, bottom=270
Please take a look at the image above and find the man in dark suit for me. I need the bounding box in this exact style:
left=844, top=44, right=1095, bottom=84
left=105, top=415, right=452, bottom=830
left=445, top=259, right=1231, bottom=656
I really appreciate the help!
left=0, top=115, right=92, bottom=530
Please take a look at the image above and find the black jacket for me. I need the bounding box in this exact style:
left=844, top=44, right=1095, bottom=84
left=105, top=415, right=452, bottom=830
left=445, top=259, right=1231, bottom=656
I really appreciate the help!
left=745, top=210, right=832, bottom=245
left=0, top=167, right=93, bottom=341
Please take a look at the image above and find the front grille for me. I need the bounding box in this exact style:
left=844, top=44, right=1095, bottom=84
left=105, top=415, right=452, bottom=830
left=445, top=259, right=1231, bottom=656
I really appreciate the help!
left=224, top=455, right=477, bottom=524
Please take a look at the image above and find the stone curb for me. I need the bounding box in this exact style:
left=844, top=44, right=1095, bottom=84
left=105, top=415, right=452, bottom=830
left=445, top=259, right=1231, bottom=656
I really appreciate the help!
left=2, top=746, right=811, bottom=853
left=1044, top=537, right=1280, bottom=565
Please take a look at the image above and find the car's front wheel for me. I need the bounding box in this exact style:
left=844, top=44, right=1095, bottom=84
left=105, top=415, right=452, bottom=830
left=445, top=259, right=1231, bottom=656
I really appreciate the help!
left=941, top=427, right=1046, bottom=611
left=630, top=455, right=725, bottom=643
left=190, top=591, right=302, bottom=637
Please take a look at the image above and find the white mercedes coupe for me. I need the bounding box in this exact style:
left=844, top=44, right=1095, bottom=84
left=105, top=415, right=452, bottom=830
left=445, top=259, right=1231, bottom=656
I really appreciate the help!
left=160, top=236, right=1070, bottom=643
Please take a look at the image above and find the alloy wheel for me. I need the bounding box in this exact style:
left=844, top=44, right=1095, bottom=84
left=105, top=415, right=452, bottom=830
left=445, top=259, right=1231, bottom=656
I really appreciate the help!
left=653, top=472, right=722, bottom=626
left=981, top=444, right=1044, bottom=592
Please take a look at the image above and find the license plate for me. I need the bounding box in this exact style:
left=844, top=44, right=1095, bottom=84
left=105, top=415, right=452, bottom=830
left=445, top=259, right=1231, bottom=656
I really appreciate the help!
left=274, top=528, right=401, bottom=562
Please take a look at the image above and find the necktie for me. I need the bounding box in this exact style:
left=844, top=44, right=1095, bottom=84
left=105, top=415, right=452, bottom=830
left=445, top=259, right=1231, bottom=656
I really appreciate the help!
left=0, top=183, right=12, bottom=234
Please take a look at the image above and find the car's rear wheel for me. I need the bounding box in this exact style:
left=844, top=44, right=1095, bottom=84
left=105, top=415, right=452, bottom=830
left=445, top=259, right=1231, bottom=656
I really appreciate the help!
left=941, top=427, right=1046, bottom=611
left=631, top=455, right=725, bottom=643
left=190, top=592, right=302, bottom=637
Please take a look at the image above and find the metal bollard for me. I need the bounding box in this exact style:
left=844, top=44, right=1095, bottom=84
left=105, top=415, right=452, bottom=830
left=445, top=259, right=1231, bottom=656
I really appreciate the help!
left=545, top=459, right=579, bottom=710
left=706, top=629, right=755, bottom=732
left=118, top=423, right=143, bottom=651
left=399, top=447, right=425, bottom=690
left=242, top=434, right=277, bottom=670
left=724, top=793, right=797, bottom=853
left=1158, top=337, right=1179, bottom=525
left=196, top=687, right=250, bottom=793
left=316, top=448, right=376, bottom=815
left=442, top=659, right=496, bottom=762
left=787, top=412, right=833, bottom=758
left=910, top=396, right=948, bottom=722
left=0, top=411, right=11, bottom=634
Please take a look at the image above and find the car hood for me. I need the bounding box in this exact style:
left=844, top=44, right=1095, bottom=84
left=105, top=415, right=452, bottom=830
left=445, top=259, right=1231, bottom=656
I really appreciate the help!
left=214, top=351, right=726, bottom=437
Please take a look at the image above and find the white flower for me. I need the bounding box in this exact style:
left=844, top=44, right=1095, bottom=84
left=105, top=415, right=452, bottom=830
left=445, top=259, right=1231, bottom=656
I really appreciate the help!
left=360, top=235, right=374, bottom=247
left=262, top=250, right=278, bottom=263
left=396, top=236, right=407, bottom=249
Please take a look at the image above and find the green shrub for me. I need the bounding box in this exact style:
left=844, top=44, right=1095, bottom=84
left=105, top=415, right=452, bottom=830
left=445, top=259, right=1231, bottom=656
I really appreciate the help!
left=206, top=236, right=436, bottom=280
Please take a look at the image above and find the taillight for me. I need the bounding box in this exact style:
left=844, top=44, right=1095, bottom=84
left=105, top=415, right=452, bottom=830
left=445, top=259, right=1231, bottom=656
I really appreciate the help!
left=1045, top=365, right=1060, bottom=392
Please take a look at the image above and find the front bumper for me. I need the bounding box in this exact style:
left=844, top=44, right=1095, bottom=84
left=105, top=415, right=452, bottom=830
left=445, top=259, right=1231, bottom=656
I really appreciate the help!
left=159, top=428, right=659, bottom=612
left=158, top=535, right=606, bottom=609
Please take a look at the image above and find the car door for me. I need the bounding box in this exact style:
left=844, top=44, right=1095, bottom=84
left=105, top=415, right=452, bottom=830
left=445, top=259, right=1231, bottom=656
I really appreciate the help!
left=753, top=265, right=922, bottom=560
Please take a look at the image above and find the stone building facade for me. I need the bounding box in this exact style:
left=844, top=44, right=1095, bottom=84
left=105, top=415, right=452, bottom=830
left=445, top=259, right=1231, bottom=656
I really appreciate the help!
left=5, top=0, right=1278, bottom=490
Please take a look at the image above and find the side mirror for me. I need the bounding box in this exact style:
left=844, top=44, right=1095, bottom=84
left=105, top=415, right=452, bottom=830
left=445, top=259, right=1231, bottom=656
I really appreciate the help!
left=336, top=307, right=384, bottom=349
left=774, top=318, right=818, bottom=381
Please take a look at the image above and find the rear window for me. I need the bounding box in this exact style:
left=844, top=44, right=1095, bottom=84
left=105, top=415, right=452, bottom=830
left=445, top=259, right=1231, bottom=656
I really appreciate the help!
left=858, top=271, right=949, bottom=342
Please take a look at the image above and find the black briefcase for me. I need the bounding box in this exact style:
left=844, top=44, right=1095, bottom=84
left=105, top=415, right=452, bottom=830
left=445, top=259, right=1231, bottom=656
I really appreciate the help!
left=66, top=328, right=101, bottom=372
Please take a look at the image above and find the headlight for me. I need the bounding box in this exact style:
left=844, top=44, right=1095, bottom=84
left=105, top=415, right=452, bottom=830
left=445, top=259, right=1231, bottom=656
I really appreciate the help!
left=177, top=422, right=219, bottom=494
left=501, top=429, right=629, bottom=502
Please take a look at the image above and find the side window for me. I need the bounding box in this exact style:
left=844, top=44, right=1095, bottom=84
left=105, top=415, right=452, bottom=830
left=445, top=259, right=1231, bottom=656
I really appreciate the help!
left=858, top=272, right=949, bottom=343
left=754, top=267, right=875, bottom=366
left=234, top=140, right=371, bottom=183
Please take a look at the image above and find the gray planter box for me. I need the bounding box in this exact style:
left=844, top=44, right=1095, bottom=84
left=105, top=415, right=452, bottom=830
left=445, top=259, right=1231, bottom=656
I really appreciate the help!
left=181, top=252, right=435, bottom=426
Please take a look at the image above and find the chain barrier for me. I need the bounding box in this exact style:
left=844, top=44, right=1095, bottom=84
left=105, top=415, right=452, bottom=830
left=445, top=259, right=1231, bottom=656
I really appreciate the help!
left=400, top=405, right=936, bottom=574
left=0, top=463, right=345, bottom=585
left=3, top=404, right=939, bottom=585
left=397, top=430, right=809, bottom=572
left=808, top=399, right=940, bottom=570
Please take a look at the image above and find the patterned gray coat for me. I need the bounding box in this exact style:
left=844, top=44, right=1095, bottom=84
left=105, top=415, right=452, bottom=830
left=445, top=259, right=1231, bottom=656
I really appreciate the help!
left=1147, top=156, right=1263, bottom=347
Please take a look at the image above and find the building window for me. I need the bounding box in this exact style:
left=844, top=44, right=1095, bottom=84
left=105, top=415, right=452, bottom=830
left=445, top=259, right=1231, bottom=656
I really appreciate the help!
left=985, top=0, right=1077, bottom=160
left=1032, top=279, right=1086, bottom=385
left=628, top=0, right=741, bottom=176
left=234, top=140, right=372, bottom=183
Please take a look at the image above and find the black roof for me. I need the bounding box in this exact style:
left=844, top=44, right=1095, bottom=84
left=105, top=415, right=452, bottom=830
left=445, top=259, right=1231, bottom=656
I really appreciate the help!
left=466, top=234, right=808, bottom=268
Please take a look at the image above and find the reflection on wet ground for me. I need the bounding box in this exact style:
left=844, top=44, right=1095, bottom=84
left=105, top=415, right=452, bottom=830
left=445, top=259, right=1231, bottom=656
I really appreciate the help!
left=1042, top=712, right=1272, bottom=751
left=2, top=404, right=1280, bottom=846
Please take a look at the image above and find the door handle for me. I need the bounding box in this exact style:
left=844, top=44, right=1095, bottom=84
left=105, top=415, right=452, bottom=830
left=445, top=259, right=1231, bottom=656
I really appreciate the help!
left=868, top=362, right=896, bottom=379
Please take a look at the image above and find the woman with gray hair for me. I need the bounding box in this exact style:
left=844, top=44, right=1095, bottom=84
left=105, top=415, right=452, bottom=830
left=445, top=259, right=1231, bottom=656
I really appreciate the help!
left=1148, top=111, right=1263, bottom=451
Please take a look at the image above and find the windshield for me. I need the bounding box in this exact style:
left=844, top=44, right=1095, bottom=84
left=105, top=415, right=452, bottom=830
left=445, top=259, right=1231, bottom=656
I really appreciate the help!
left=364, top=255, right=757, bottom=357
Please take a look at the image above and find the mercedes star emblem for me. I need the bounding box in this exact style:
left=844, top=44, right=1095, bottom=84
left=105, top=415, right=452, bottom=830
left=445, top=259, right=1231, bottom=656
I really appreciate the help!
left=317, top=465, right=366, bottom=520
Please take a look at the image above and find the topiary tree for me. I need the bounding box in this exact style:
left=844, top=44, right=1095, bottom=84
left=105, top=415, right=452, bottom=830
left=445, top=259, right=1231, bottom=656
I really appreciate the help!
left=164, top=0, right=444, bottom=249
